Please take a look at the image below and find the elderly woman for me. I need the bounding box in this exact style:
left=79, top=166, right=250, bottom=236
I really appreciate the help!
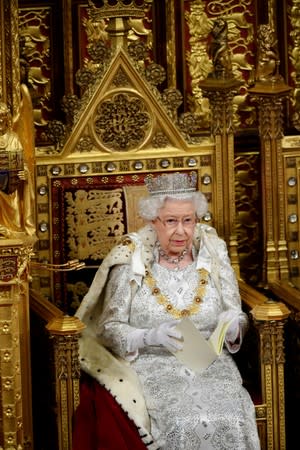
left=74, top=172, right=260, bottom=450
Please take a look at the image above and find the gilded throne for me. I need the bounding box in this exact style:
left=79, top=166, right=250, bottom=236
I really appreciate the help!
left=0, top=1, right=296, bottom=450
left=30, top=23, right=288, bottom=450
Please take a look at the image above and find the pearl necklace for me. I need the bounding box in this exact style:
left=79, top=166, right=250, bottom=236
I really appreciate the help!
left=157, top=244, right=188, bottom=270
left=144, top=267, right=209, bottom=319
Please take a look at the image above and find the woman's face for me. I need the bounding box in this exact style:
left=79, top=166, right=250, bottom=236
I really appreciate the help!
left=152, top=198, right=196, bottom=256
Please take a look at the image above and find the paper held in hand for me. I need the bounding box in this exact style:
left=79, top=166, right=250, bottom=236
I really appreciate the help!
left=173, top=316, right=236, bottom=373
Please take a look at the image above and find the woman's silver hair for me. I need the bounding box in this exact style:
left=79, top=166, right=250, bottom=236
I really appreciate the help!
left=138, top=192, right=208, bottom=221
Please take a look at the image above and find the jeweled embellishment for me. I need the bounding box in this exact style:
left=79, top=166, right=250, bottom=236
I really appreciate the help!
left=144, top=267, right=209, bottom=319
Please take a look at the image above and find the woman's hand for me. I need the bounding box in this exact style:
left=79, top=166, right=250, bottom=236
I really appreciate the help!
left=218, top=309, right=240, bottom=343
left=126, top=321, right=183, bottom=356
left=144, top=321, right=183, bottom=352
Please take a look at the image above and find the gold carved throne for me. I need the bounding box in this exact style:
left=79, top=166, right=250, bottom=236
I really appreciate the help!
left=27, top=35, right=290, bottom=450
left=0, top=2, right=292, bottom=450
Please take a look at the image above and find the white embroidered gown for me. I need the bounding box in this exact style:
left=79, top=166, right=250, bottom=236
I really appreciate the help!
left=99, top=249, right=261, bottom=449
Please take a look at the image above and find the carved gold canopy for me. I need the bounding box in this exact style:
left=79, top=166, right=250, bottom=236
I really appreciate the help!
left=34, top=47, right=218, bottom=310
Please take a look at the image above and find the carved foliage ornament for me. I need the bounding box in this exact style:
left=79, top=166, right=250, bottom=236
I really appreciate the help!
left=255, top=97, right=285, bottom=141
left=255, top=24, right=282, bottom=84
left=202, top=89, right=237, bottom=135
left=288, top=0, right=300, bottom=130
left=94, top=92, right=151, bottom=151
left=54, top=335, right=81, bottom=380
left=258, top=321, right=286, bottom=365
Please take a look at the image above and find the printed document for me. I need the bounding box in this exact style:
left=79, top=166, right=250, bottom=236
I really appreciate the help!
left=173, top=316, right=235, bottom=373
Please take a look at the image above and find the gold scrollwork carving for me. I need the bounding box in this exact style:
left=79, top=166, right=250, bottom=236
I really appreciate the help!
left=257, top=319, right=287, bottom=366
left=186, top=0, right=255, bottom=128
left=53, top=334, right=81, bottom=380
left=83, top=9, right=108, bottom=44
left=65, top=188, right=125, bottom=261
left=18, top=8, right=51, bottom=132
left=254, top=96, right=285, bottom=141
left=55, top=336, right=71, bottom=381
left=185, top=0, right=212, bottom=128
left=0, top=257, right=18, bottom=282
left=288, top=0, right=300, bottom=130
left=71, top=338, right=81, bottom=379
left=0, top=243, right=34, bottom=283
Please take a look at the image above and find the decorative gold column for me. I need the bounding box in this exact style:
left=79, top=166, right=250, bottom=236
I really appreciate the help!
left=0, top=0, right=20, bottom=115
left=249, top=84, right=291, bottom=283
left=251, top=300, right=290, bottom=450
left=199, top=78, right=241, bottom=274
left=198, top=17, right=241, bottom=274
left=249, top=20, right=291, bottom=284
left=46, top=316, right=85, bottom=450
left=0, top=238, right=35, bottom=450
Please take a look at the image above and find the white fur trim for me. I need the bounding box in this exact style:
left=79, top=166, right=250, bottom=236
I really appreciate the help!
left=79, top=331, right=160, bottom=449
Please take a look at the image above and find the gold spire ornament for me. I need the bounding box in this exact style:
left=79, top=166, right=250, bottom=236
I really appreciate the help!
left=144, top=267, right=209, bottom=319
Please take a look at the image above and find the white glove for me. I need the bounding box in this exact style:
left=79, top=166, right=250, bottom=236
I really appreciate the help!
left=226, top=318, right=240, bottom=343
left=126, top=321, right=183, bottom=355
left=218, top=309, right=240, bottom=343
left=144, top=321, right=183, bottom=352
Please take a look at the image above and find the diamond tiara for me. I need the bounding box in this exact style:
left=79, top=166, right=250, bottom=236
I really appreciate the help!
left=144, top=172, right=197, bottom=197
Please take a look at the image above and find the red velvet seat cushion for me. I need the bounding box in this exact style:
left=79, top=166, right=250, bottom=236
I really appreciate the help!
left=72, top=373, right=147, bottom=450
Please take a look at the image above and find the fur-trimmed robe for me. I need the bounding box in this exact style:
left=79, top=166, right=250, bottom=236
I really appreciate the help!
left=75, top=223, right=237, bottom=448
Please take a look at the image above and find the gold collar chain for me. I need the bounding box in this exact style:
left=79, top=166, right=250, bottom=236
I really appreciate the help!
left=144, top=267, right=209, bottom=319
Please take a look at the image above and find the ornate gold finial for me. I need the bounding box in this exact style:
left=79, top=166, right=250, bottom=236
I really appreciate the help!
left=251, top=299, right=290, bottom=321
left=208, top=18, right=233, bottom=80
left=255, top=24, right=283, bottom=85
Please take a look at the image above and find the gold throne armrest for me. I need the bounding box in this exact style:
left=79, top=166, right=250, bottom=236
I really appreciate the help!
left=30, top=288, right=85, bottom=450
left=239, top=279, right=290, bottom=450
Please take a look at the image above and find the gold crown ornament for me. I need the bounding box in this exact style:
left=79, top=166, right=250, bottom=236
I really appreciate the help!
left=87, top=0, right=147, bottom=20
left=144, top=172, right=197, bottom=197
